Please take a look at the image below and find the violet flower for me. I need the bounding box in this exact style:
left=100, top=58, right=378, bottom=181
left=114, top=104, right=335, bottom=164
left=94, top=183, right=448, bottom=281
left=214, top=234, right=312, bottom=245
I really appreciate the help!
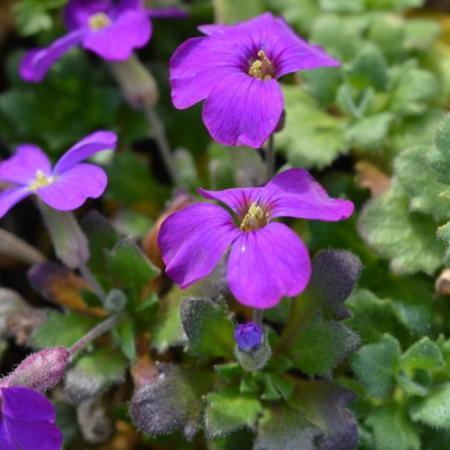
left=158, top=168, right=354, bottom=309
left=170, top=13, right=339, bottom=148
left=235, top=322, right=264, bottom=352
left=0, top=386, right=62, bottom=450
left=20, top=0, right=187, bottom=83
left=0, top=131, right=117, bottom=218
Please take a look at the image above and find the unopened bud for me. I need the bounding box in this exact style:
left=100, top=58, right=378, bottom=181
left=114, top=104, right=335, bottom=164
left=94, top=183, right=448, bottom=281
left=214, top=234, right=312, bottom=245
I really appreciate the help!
left=109, top=54, right=159, bottom=110
left=38, top=203, right=89, bottom=269
left=1, top=347, right=70, bottom=392
left=105, top=289, right=127, bottom=312
left=234, top=322, right=271, bottom=371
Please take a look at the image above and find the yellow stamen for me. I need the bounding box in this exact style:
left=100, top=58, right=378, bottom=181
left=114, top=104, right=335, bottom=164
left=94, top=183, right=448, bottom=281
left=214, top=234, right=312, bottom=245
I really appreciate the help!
left=89, top=12, right=111, bottom=31
left=28, top=170, right=55, bottom=191
left=240, top=202, right=269, bottom=231
left=248, top=50, right=275, bottom=80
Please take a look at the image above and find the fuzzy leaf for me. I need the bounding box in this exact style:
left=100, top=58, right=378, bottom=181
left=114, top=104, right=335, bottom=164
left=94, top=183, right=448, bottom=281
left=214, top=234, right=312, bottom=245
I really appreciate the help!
left=400, top=337, right=445, bottom=372
left=411, top=383, right=450, bottom=429
left=427, top=116, right=450, bottom=183
left=205, top=389, right=262, bottom=438
left=358, top=181, right=444, bottom=275
left=131, top=363, right=212, bottom=440
left=352, top=334, right=401, bottom=398
left=180, top=297, right=234, bottom=360
left=345, top=113, right=394, bottom=151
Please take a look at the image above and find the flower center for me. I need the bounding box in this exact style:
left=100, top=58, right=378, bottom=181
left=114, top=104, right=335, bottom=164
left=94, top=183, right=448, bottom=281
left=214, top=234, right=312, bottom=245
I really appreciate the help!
left=240, top=202, right=269, bottom=231
left=88, top=12, right=111, bottom=31
left=28, top=170, right=55, bottom=191
left=248, top=50, right=275, bottom=80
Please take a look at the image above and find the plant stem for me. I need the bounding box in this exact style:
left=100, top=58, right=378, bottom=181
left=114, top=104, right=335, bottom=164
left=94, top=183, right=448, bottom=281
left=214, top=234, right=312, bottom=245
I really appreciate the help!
left=252, top=309, right=264, bottom=326
left=265, top=134, right=275, bottom=180
left=145, top=106, right=179, bottom=186
left=69, top=314, right=120, bottom=355
left=79, top=263, right=107, bottom=303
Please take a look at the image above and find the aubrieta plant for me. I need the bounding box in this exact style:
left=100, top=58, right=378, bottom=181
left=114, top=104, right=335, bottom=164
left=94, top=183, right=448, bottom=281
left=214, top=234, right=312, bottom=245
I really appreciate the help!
left=2, top=0, right=450, bottom=449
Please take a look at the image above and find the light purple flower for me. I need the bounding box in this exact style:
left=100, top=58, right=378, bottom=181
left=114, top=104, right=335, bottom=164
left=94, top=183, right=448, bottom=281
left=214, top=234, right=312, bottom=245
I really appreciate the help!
left=235, top=322, right=263, bottom=352
left=170, top=13, right=339, bottom=148
left=20, top=0, right=187, bottom=83
left=0, top=131, right=117, bottom=218
left=0, top=386, right=62, bottom=450
left=158, top=168, right=354, bottom=309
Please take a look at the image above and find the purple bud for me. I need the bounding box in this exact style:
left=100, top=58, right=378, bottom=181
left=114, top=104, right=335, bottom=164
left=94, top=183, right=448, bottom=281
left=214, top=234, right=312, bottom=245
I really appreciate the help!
left=1, top=347, right=70, bottom=392
left=235, top=322, right=264, bottom=352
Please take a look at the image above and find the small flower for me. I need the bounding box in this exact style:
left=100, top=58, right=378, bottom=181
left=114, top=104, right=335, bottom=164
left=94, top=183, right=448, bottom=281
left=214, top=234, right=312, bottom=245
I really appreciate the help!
left=170, top=13, right=339, bottom=148
left=20, top=0, right=187, bottom=83
left=158, top=168, right=354, bottom=309
left=0, top=386, right=62, bottom=450
left=0, top=131, right=117, bottom=218
left=235, top=322, right=263, bottom=352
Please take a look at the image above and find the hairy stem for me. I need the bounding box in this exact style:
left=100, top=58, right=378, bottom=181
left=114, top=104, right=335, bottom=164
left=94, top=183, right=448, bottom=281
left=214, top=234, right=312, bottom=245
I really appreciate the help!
left=79, top=263, right=107, bottom=303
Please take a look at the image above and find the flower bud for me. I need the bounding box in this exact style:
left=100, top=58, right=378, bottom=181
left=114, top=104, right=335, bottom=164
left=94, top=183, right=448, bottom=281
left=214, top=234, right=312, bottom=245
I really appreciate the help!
left=1, top=347, right=70, bottom=392
left=38, top=203, right=90, bottom=269
left=109, top=54, right=159, bottom=110
left=234, top=322, right=271, bottom=371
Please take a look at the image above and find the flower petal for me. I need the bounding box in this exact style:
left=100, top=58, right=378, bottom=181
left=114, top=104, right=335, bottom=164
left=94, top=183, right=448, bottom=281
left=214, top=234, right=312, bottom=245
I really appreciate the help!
left=82, top=10, right=151, bottom=60
left=198, top=186, right=263, bottom=217
left=38, top=163, right=107, bottom=211
left=0, top=145, right=51, bottom=184
left=1, top=387, right=56, bottom=422
left=53, top=130, right=117, bottom=174
left=0, top=418, right=16, bottom=450
left=5, top=419, right=62, bottom=450
left=265, top=168, right=354, bottom=221
left=170, top=37, right=237, bottom=109
left=227, top=222, right=311, bottom=308
left=158, top=203, right=240, bottom=288
left=202, top=72, right=283, bottom=148
left=0, top=188, right=32, bottom=218
left=19, top=30, right=85, bottom=83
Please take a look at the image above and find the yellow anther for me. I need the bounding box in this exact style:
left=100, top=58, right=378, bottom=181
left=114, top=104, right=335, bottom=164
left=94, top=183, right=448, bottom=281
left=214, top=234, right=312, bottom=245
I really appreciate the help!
left=28, top=170, right=55, bottom=191
left=240, top=202, right=269, bottom=231
left=89, top=12, right=111, bottom=31
left=248, top=50, right=275, bottom=80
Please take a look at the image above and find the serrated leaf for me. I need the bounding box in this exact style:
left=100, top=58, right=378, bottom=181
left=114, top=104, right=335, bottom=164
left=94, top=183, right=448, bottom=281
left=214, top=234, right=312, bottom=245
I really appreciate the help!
left=277, top=86, right=348, bottom=169
left=352, top=334, right=400, bottom=398
left=358, top=181, right=445, bottom=275
left=366, top=403, right=420, bottom=450
left=427, top=116, right=450, bottom=183
left=205, top=389, right=262, bottom=438
left=32, top=311, right=98, bottom=349
left=411, top=383, right=450, bottom=429
left=400, top=337, right=444, bottom=372
left=180, top=297, right=234, bottom=360
left=345, top=113, right=394, bottom=151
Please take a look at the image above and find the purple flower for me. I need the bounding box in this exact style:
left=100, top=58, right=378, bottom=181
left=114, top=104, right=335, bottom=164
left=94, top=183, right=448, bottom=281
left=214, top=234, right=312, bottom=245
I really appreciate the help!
left=170, top=13, right=339, bottom=148
left=0, top=131, right=117, bottom=218
left=20, top=0, right=187, bottom=83
left=235, top=322, right=264, bottom=352
left=158, top=168, right=353, bottom=309
left=0, top=386, right=62, bottom=450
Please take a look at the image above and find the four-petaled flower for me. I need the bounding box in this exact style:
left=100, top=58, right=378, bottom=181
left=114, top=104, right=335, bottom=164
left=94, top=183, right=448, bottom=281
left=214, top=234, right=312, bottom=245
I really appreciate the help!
left=158, top=168, right=354, bottom=309
left=20, top=0, right=187, bottom=83
left=0, top=386, right=62, bottom=450
left=0, top=131, right=117, bottom=218
left=170, top=12, right=339, bottom=148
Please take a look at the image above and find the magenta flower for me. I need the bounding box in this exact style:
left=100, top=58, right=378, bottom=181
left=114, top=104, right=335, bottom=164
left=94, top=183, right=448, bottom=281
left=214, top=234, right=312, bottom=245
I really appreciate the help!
left=0, top=386, right=62, bottom=450
left=158, top=168, right=353, bottom=309
left=20, top=0, right=187, bottom=83
left=0, top=131, right=117, bottom=218
left=170, top=13, right=339, bottom=148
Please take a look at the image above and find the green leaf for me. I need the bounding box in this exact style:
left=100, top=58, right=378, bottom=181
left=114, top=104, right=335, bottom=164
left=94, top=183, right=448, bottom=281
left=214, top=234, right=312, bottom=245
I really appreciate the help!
left=358, top=181, right=444, bottom=275
left=254, top=405, right=321, bottom=450
left=180, top=297, right=234, bottom=360
left=277, top=86, right=348, bottom=169
left=130, top=364, right=212, bottom=440
left=287, top=315, right=359, bottom=376
left=400, top=337, right=445, bottom=372
left=212, top=0, right=265, bottom=23
left=411, top=383, right=450, bottom=429
left=205, top=389, right=263, bottom=438
left=427, top=116, right=450, bottom=183
left=352, top=334, right=401, bottom=398
left=115, top=317, right=137, bottom=362
left=64, top=348, right=128, bottom=402
left=404, top=19, right=441, bottom=52
left=319, top=0, right=364, bottom=13
left=366, top=403, right=420, bottom=450
left=32, top=311, right=98, bottom=349
left=107, top=239, right=159, bottom=292
left=345, top=113, right=394, bottom=151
